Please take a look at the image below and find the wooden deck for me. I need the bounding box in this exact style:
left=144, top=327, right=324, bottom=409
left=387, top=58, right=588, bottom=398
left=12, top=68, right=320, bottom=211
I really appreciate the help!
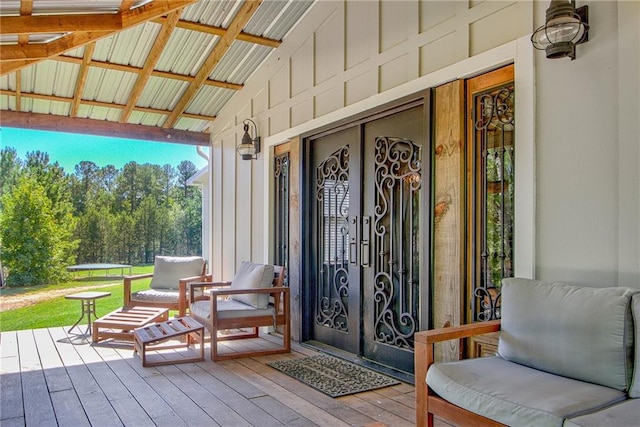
left=0, top=327, right=415, bottom=426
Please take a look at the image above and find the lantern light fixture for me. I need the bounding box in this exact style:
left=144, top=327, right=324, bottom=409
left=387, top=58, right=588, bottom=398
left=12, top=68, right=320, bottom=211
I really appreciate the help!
left=236, top=119, right=261, bottom=161
left=531, top=0, right=589, bottom=60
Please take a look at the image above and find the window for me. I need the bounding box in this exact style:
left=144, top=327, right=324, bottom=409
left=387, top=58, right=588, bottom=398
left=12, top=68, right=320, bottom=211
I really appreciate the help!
left=467, top=65, right=515, bottom=322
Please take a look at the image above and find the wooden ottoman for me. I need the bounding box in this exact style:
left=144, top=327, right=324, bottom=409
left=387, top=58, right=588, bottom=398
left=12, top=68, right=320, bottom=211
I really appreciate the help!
left=133, top=317, right=204, bottom=367
left=92, top=306, right=169, bottom=343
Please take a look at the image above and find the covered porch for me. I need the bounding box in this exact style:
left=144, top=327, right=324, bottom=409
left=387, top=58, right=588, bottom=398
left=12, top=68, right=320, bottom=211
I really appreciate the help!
left=0, top=327, right=416, bottom=427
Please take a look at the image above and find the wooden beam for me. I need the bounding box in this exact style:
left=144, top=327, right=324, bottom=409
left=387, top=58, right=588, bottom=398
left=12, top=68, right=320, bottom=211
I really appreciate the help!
left=153, top=17, right=282, bottom=48
left=120, top=10, right=183, bottom=124
left=52, top=56, right=243, bottom=90
left=164, top=0, right=263, bottom=128
left=1, top=31, right=111, bottom=61
left=18, top=0, right=33, bottom=45
left=1, top=89, right=216, bottom=122
left=119, top=0, right=195, bottom=28
left=0, top=0, right=197, bottom=74
left=71, top=43, right=96, bottom=117
left=1, top=14, right=122, bottom=35
left=0, top=111, right=210, bottom=146
left=119, top=0, right=136, bottom=13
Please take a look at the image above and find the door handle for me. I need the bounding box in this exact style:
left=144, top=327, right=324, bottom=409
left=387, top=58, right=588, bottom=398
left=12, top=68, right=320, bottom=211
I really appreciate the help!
left=361, top=216, right=371, bottom=267
left=349, top=216, right=358, bottom=264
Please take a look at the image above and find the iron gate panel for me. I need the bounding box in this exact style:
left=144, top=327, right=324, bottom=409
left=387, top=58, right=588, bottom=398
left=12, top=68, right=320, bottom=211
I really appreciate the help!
left=315, top=145, right=350, bottom=331
left=372, top=137, right=421, bottom=349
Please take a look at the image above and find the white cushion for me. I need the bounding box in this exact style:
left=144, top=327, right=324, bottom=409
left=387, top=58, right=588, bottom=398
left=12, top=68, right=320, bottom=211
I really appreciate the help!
left=149, top=256, right=205, bottom=290
left=229, top=262, right=274, bottom=309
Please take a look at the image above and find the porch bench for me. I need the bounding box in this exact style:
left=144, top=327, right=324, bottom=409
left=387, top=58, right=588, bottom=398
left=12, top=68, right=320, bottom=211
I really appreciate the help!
left=415, top=278, right=640, bottom=426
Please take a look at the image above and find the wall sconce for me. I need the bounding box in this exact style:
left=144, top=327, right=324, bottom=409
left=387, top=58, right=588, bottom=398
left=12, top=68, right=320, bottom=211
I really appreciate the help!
left=236, top=119, right=261, bottom=160
left=531, top=0, right=589, bottom=60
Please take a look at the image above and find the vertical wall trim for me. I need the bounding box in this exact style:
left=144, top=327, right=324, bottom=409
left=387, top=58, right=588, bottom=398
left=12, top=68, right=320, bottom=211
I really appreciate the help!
left=513, top=37, right=535, bottom=280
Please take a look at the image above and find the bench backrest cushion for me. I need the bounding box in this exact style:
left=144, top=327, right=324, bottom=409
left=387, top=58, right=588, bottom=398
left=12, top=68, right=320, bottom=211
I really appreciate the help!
left=230, top=262, right=275, bottom=309
left=498, top=278, right=637, bottom=391
left=150, top=256, right=205, bottom=290
left=630, top=293, right=640, bottom=397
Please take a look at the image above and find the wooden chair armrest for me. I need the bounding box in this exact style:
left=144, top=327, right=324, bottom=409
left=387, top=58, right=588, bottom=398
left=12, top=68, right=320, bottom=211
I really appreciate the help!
left=123, top=273, right=154, bottom=307
left=414, top=319, right=501, bottom=427
left=188, top=281, right=232, bottom=303
left=124, top=273, right=154, bottom=282
left=414, top=319, right=501, bottom=345
left=208, top=286, right=289, bottom=297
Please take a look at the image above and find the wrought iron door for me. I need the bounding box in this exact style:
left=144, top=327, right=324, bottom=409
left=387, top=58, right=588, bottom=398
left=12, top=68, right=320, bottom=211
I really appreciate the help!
left=307, top=101, right=429, bottom=375
left=361, top=105, right=427, bottom=373
left=309, top=126, right=361, bottom=354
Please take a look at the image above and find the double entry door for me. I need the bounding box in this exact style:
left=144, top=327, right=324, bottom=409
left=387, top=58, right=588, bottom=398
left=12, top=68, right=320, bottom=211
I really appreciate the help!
left=305, top=99, right=430, bottom=374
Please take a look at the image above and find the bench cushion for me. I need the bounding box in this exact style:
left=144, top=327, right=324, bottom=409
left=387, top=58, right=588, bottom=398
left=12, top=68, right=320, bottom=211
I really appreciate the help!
left=427, top=356, right=626, bottom=427
left=131, top=288, right=179, bottom=303
left=149, top=256, right=205, bottom=290
left=498, top=278, right=637, bottom=391
left=563, top=399, right=640, bottom=427
left=191, top=299, right=275, bottom=320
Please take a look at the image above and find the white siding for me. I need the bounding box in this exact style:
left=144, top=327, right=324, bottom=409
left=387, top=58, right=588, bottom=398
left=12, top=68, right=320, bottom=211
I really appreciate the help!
left=207, top=0, right=640, bottom=288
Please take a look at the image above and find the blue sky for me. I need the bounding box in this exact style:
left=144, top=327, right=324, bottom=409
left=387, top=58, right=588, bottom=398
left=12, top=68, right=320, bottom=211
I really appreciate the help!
left=1, top=127, right=209, bottom=173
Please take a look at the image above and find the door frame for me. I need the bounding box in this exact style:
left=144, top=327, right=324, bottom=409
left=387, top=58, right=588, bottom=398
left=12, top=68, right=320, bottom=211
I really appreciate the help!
left=299, top=90, right=432, bottom=374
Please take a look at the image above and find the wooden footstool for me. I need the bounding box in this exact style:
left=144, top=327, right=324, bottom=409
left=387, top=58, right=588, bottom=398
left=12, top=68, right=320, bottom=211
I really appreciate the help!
left=92, top=306, right=169, bottom=343
left=133, top=317, right=204, bottom=367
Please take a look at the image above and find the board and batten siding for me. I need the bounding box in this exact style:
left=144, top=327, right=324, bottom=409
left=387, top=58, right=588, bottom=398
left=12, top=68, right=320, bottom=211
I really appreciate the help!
left=207, top=0, right=534, bottom=283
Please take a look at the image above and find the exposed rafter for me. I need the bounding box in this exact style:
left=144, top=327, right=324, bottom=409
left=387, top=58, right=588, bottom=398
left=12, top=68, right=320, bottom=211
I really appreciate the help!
left=119, top=9, right=183, bottom=124
left=1, top=110, right=210, bottom=146
left=152, top=16, right=281, bottom=48
left=0, top=89, right=216, bottom=123
left=164, top=0, right=264, bottom=128
left=0, top=1, right=196, bottom=68
left=0, top=0, right=310, bottom=143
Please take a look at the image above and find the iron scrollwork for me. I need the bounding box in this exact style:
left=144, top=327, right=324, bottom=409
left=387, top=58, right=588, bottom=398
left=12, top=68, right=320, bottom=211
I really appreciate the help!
left=315, top=145, right=350, bottom=331
left=472, top=84, right=515, bottom=321
left=274, top=152, right=289, bottom=284
left=373, top=137, right=421, bottom=349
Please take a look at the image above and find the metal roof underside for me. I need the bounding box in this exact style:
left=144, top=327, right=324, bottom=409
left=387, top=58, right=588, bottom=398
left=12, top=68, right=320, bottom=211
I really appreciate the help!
left=0, top=0, right=313, bottom=144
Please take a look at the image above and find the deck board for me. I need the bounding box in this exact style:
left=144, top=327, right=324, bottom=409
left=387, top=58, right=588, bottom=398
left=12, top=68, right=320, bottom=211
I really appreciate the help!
left=0, top=326, right=416, bottom=426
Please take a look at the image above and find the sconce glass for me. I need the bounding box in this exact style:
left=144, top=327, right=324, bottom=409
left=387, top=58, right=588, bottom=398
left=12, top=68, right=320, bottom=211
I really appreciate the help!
left=531, top=0, right=589, bottom=60
left=236, top=119, right=261, bottom=160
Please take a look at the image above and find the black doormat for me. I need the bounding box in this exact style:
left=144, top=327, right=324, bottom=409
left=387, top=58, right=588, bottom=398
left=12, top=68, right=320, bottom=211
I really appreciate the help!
left=267, top=354, right=400, bottom=397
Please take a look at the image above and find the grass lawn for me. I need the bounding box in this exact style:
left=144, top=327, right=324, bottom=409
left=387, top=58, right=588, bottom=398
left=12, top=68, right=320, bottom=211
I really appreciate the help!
left=0, top=265, right=157, bottom=332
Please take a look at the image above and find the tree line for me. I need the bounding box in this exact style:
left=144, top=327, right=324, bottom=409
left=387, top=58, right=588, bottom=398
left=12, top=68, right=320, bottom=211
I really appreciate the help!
left=0, top=146, right=202, bottom=287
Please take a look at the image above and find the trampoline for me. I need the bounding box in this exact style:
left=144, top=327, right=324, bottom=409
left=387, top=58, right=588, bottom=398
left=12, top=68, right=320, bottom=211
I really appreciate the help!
left=66, top=263, right=132, bottom=278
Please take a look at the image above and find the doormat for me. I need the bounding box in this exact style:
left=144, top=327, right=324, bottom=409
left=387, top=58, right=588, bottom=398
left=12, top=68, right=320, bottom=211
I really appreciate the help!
left=267, top=354, right=400, bottom=397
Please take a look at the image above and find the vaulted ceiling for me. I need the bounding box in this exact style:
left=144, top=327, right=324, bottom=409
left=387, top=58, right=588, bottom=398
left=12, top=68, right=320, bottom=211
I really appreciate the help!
left=0, top=0, right=313, bottom=145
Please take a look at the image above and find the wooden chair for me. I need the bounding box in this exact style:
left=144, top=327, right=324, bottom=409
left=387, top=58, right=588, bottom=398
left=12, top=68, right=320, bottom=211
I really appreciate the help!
left=414, top=320, right=503, bottom=426
left=124, top=256, right=210, bottom=317
left=188, top=262, right=290, bottom=361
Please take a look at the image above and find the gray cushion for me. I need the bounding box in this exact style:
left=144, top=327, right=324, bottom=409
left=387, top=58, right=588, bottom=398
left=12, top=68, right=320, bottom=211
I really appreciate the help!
left=630, top=294, right=640, bottom=397
left=426, top=356, right=626, bottom=427
left=131, top=288, right=179, bottom=303
left=564, top=399, right=640, bottom=427
left=229, top=262, right=274, bottom=309
left=149, top=256, right=205, bottom=290
left=191, top=299, right=275, bottom=320
left=498, top=278, right=637, bottom=391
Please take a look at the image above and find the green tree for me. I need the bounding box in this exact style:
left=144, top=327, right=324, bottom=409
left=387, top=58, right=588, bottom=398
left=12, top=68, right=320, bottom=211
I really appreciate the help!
left=0, top=147, right=23, bottom=202
left=0, top=176, right=77, bottom=286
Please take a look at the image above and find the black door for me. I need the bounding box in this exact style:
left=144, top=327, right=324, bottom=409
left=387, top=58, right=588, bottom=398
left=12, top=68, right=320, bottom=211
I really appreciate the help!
left=309, top=126, right=362, bottom=354
left=306, top=96, right=430, bottom=374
